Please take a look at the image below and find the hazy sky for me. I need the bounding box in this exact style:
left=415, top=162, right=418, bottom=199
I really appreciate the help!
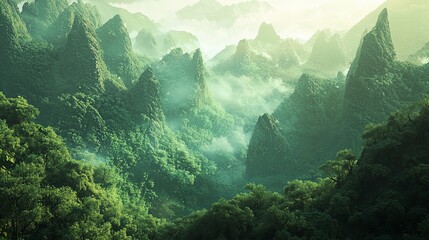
left=111, top=0, right=385, bottom=57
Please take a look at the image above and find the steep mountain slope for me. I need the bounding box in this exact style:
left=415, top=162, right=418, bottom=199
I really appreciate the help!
left=213, top=23, right=307, bottom=80
left=44, top=0, right=101, bottom=46
left=127, top=68, right=165, bottom=122
left=246, top=73, right=344, bottom=180
left=154, top=48, right=211, bottom=117
left=246, top=114, right=289, bottom=177
left=344, top=0, right=429, bottom=60
left=254, top=22, right=282, bottom=45
left=134, top=28, right=200, bottom=59
left=60, top=15, right=107, bottom=94
left=87, top=0, right=159, bottom=33
left=157, top=96, right=429, bottom=240
left=246, top=9, right=429, bottom=180
left=342, top=8, right=425, bottom=149
left=20, top=0, right=68, bottom=38
left=305, top=33, right=348, bottom=74
left=0, top=0, right=31, bottom=95
left=96, top=14, right=139, bottom=87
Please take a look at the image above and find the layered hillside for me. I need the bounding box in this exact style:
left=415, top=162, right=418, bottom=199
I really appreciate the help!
left=246, top=9, right=429, bottom=180
left=134, top=29, right=200, bottom=59
left=246, top=73, right=344, bottom=180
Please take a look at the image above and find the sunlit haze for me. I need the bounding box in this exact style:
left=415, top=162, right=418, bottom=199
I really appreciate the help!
left=111, top=0, right=385, bottom=57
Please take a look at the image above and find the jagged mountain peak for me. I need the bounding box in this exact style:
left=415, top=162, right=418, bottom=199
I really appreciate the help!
left=257, top=113, right=279, bottom=132
left=255, top=22, right=281, bottom=44
left=128, top=67, right=164, bottom=122
left=44, top=0, right=101, bottom=45
left=234, top=39, right=253, bottom=64
left=61, top=15, right=106, bottom=93
left=21, top=0, right=69, bottom=37
left=192, top=49, right=205, bottom=72
left=349, top=8, right=396, bottom=77
left=96, top=13, right=137, bottom=88
left=97, top=14, right=133, bottom=55
left=236, top=39, right=251, bottom=55
left=0, top=0, right=31, bottom=48
left=246, top=113, right=289, bottom=177
left=375, top=8, right=389, bottom=31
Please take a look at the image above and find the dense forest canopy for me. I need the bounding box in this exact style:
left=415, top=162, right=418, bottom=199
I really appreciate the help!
left=1, top=0, right=429, bottom=239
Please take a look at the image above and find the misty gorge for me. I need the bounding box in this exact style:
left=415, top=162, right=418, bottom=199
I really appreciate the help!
left=1, top=0, right=429, bottom=239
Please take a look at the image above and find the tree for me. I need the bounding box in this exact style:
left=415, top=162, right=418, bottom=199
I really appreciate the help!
left=0, top=163, right=47, bottom=240
left=320, top=149, right=357, bottom=184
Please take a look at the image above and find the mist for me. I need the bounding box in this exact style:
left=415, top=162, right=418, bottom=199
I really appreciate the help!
left=111, top=0, right=384, bottom=58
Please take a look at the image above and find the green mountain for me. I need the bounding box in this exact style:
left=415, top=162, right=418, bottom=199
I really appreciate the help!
left=158, top=97, right=429, bottom=239
left=164, top=30, right=200, bottom=53
left=60, top=15, right=107, bottom=94
left=407, top=41, right=429, bottom=65
left=246, top=113, right=289, bottom=177
left=272, top=39, right=301, bottom=69
left=254, top=22, right=282, bottom=45
left=214, top=39, right=261, bottom=77
left=348, top=9, right=395, bottom=78
left=246, top=9, right=429, bottom=180
left=96, top=14, right=139, bottom=87
left=246, top=74, right=344, bottom=180
left=0, top=0, right=30, bottom=48
left=342, top=8, right=408, bottom=148
left=213, top=24, right=306, bottom=79
left=155, top=48, right=211, bottom=117
left=128, top=68, right=164, bottom=122
left=0, top=0, right=31, bottom=94
left=305, top=33, right=348, bottom=74
left=134, top=29, right=200, bottom=60
left=0, top=92, right=161, bottom=239
left=344, top=0, right=429, bottom=60
left=86, top=0, right=159, bottom=33
left=44, top=0, right=101, bottom=46
left=21, top=0, right=68, bottom=38
left=153, top=48, right=234, bottom=153
left=135, top=28, right=159, bottom=58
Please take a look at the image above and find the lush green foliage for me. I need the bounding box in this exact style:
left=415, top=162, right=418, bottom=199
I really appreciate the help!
left=159, top=99, right=429, bottom=239
left=0, top=92, right=162, bottom=239
left=2, top=1, right=429, bottom=239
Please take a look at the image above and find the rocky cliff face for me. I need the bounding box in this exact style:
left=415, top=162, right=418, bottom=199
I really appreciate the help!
left=344, top=0, right=429, bottom=60
left=246, top=113, right=290, bottom=177
left=342, top=9, right=401, bottom=149
left=350, top=9, right=395, bottom=78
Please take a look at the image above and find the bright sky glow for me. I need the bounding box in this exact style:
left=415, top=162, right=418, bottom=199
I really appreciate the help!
left=111, top=0, right=385, bottom=57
